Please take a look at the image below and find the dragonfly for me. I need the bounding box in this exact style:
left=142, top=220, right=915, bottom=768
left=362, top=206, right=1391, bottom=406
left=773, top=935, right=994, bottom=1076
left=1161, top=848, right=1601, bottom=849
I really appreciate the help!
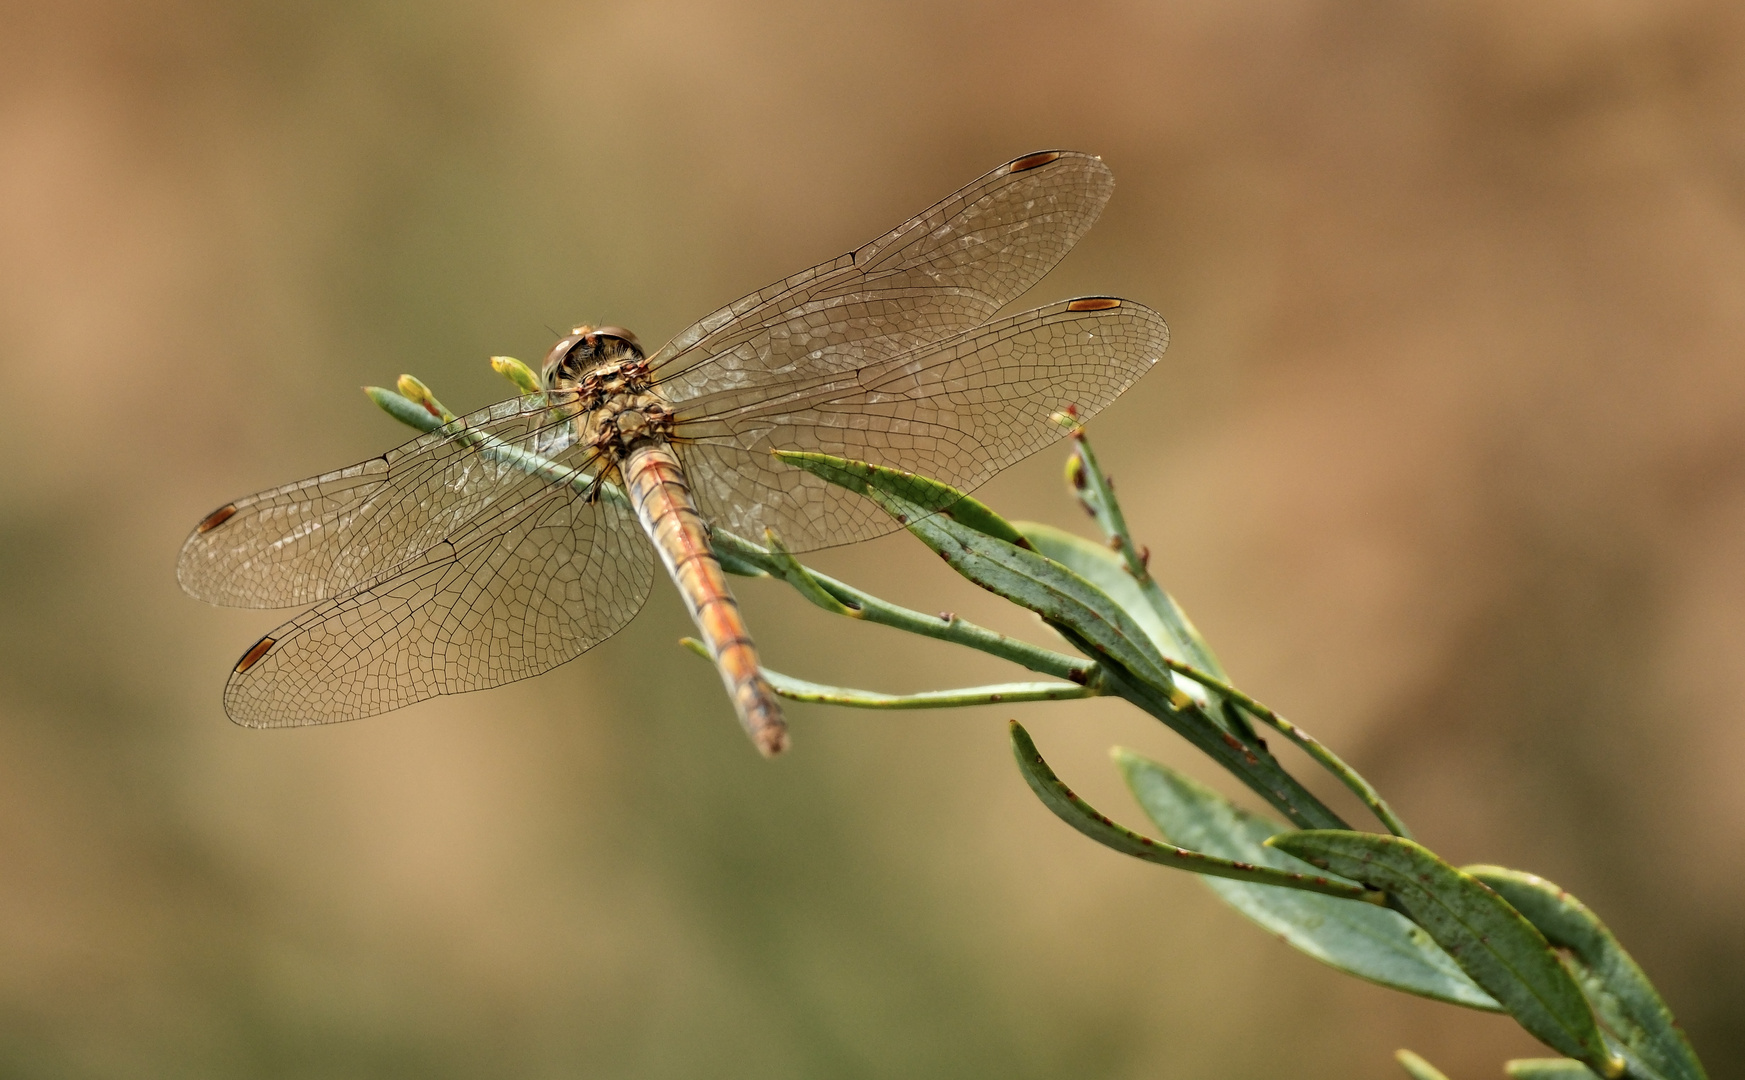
left=177, top=149, right=1169, bottom=757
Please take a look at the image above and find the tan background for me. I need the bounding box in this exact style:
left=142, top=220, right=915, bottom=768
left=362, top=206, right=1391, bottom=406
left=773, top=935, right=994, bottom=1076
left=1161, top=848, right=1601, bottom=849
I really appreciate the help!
left=2, top=1, right=1741, bottom=1076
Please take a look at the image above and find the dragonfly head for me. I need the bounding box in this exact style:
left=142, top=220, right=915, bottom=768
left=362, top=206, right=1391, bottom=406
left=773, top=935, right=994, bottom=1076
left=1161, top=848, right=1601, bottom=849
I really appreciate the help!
left=541, top=325, right=645, bottom=391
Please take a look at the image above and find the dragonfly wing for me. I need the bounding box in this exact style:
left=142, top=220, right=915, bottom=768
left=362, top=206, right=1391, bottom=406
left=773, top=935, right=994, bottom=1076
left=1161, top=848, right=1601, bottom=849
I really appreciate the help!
left=222, top=483, right=652, bottom=726
left=178, top=396, right=598, bottom=609
left=648, top=151, right=1115, bottom=403
left=672, top=298, right=1168, bottom=551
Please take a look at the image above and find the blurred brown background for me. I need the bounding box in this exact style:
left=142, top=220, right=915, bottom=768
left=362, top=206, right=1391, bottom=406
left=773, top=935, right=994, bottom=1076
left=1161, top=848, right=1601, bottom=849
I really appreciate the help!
left=2, top=0, right=1742, bottom=1076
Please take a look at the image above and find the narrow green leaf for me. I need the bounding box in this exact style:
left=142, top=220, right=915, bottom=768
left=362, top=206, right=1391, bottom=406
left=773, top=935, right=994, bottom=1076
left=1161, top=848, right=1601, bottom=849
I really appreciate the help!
left=1468, top=867, right=1707, bottom=1080
left=1396, top=1049, right=1455, bottom=1080
left=761, top=528, right=854, bottom=614
left=1011, top=724, right=1381, bottom=902
left=778, top=452, right=1345, bottom=831
left=1129, top=653, right=1413, bottom=837
left=1508, top=1060, right=1599, bottom=1080
left=1016, top=521, right=1193, bottom=667
left=1015, top=519, right=1257, bottom=743
left=774, top=451, right=1031, bottom=546
left=779, top=453, right=1179, bottom=695
left=1268, top=832, right=1613, bottom=1070
left=364, top=385, right=438, bottom=430
left=924, top=527, right=1174, bottom=689
left=1019, top=525, right=1420, bottom=836
left=1056, top=433, right=1229, bottom=682
left=1118, top=750, right=1498, bottom=1010
left=711, top=537, right=772, bottom=578
left=707, top=529, right=1100, bottom=686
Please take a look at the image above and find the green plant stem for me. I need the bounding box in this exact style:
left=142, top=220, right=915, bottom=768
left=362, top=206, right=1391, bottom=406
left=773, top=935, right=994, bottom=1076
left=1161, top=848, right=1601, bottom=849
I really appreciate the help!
left=372, top=377, right=1369, bottom=834
left=677, top=640, right=1095, bottom=708
left=1065, top=422, right=1226, bottom=681
left=772, top=675, right=1098, bottom=709
left=708, top=528, right=1101, bottom=686
left=374, top=381, right=1101, bottom=688
left=716, top=491, right=1349, bottom=831
left=1059, top=432, right=1406, bottom=836
left=1075, top=636, right=1350, bottom=830
left=756, top=528, right=857, bottom=615
left=367, top=385, right=628, bottom=508
left=1156, top=655, right=1412, bottom=838
left=1013, top=721, right=1385, bottom=904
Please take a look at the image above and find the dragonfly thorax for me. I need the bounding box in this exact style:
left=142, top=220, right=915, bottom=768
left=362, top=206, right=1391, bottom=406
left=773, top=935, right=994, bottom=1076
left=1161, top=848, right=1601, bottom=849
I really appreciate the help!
left=582, top=392, right=674, bottom=453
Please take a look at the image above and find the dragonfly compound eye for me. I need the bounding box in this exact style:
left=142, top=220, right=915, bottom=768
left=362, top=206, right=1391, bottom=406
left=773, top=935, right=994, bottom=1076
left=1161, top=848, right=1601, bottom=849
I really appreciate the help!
left=543, top=326, right=646, bottom=388
left=584, top=326, right=645, bottom=363
left=542, top=331, right=592, bottom=386
left=588, top=325, right=640, bottom=349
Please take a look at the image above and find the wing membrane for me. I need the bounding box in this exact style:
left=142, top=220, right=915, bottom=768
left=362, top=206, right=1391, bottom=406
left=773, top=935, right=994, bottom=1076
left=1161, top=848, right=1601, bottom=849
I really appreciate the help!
left=223, top=485, right=652, bottom=727
left=649, top=151, right=1115, bottom=404
left=671, top=298, right=1168, bottom=550
left=178, top=396, right=600, bottom=609
left=184, top=149, right=1161, bottom=730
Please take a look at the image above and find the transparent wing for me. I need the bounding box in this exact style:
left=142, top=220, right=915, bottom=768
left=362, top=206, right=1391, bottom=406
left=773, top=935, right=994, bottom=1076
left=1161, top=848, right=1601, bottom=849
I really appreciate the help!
left=178, top=396, right=600, bottom=609
left=648, top=150, right=1115, bottom=404
left=222, top=483, right=653, bottom=727
left=671, top=297, right=1167, bottom=551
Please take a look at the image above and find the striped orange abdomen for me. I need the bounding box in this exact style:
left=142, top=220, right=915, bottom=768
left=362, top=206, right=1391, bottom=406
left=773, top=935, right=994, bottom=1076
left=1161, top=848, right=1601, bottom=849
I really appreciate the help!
left=622, top=440, right=788, bottom=756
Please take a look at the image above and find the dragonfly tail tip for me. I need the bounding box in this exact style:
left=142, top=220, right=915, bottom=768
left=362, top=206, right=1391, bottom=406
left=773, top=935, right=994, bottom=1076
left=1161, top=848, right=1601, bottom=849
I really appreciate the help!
left=755, top=723, right=791, bottom=757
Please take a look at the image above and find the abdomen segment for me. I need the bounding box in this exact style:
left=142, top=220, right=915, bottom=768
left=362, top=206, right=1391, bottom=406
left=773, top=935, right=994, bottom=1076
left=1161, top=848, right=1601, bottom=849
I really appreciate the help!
left=622, top=440, right=788, bottom=756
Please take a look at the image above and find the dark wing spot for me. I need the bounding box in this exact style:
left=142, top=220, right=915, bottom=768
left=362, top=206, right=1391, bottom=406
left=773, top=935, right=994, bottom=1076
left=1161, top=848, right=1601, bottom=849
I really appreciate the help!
left=197, top=504, right=238, bottom=533
left=234, top=636, right=276, bottom=673
left=1007, top=151, right=1063, bottom=173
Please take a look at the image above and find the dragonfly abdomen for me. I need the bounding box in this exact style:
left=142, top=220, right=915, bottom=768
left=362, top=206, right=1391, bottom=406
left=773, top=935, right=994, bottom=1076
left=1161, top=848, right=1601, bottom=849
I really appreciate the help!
left=623, top=439, right=789, bottom=757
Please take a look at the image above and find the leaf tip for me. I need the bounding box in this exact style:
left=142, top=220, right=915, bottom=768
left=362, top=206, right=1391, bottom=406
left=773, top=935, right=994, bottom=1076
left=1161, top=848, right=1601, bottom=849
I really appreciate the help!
left=1395, top=1049, right=1452, bottom=1080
